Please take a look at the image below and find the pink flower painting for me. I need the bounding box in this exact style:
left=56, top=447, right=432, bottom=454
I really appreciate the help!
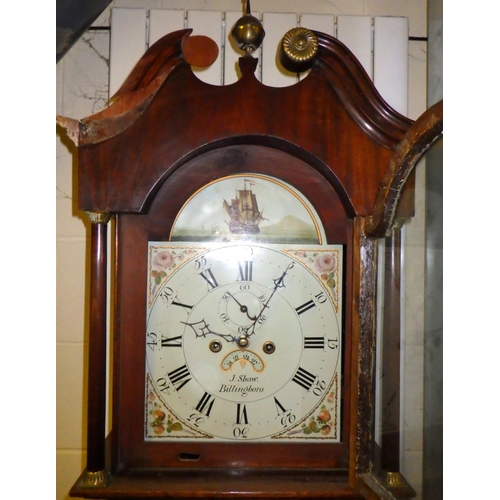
left=314, top=253, right=336, bottom=273
left=153, top=250, right=174, bottom=271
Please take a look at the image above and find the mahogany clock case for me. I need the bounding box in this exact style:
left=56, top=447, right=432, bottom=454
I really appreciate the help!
left=113, top=144, right=354, bottom=473
left=59, top=26, right=443, bottom=499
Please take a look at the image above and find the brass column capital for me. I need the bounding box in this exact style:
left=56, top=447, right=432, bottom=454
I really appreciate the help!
left=85, top=210, right=112, bottom=224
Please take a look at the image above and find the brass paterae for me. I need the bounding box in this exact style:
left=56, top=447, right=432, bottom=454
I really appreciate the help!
left=282, top=27, right=318, bottom=64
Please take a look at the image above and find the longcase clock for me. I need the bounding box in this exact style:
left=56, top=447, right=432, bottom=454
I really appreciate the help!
left=58, top=6, right=442, bottom=499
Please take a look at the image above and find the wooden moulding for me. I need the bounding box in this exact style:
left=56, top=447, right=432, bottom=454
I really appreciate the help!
left=365, top=100, right=443, bottom=238
left=57, top=30, right=218, bottom=148
left=70, top=468, right=364, bottom=499
left=279, top=29, right=413, bottom=150
left=349, top=218, right=378, bottom=486
left=56, top=29, right=421, bottom=217
left=313, top=32, right=413, bottom=151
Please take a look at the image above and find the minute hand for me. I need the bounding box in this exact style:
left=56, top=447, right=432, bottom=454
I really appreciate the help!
left=247, top=262, right=294, bottom=336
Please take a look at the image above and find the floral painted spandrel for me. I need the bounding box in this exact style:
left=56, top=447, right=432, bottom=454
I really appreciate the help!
left=145, top=376, right=210, bottom=440
left=273, top=373, right=339, bottom=440
left=148, top=245, right=208, bottom=305
left=299, top=376, right=339, bottom=439
left=148, top=245, right=341, bottom=308
left=285, top=248, right=342, bottom=312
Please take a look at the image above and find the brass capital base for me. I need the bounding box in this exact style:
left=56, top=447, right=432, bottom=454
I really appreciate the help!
left=378, top=470, right=416, bottom=498
left=80, top=469, right=108, bottom=487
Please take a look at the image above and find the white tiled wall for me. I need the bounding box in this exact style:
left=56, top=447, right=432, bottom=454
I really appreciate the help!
left=56, top=2, right=428, bottom=499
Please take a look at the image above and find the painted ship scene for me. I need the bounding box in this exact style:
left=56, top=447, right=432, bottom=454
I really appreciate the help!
left=223, top=179, right=266, bottom=235
left=170, top=175, right=321, bottom=243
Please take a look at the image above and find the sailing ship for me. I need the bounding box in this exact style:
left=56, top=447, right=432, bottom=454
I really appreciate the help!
left=223, top=179, right=266, bottom=234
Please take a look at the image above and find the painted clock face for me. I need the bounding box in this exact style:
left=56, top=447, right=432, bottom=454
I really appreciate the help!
left=145, top=242, right=342, bottom=441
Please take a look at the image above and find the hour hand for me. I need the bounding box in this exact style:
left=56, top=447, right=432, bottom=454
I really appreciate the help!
left=181, top=319, right=236, bottom=343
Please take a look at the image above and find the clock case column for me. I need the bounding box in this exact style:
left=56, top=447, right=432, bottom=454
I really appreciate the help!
left=75, top=210, right=112, bottom=488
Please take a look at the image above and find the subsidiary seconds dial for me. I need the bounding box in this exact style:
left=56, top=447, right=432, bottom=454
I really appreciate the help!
left=145, top=243, right=342, bottom=441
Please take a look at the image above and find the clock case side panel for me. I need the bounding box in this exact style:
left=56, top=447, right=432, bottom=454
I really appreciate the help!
left=111, top=145, right=355, bottom=475
left=111, top=213, right=149, bottom=474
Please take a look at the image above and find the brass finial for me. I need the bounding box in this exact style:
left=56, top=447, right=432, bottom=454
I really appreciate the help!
left=231, top=0, right=265, bottom=54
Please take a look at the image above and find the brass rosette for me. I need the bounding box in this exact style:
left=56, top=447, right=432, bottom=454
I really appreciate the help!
left=280, top=28, right=318, bottom=72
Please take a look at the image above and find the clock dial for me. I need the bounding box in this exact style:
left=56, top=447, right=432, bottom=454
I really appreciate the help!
left=145, top=243, right=342, bottom=442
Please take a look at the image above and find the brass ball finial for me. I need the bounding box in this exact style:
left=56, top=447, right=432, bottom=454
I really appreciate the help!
left=231, top=0, right=265, bottom=54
